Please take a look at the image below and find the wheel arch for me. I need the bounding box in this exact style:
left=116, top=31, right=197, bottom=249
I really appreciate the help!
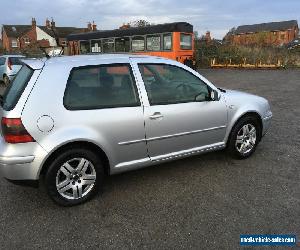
left=39, top=141, right=111, bottom=178
left=225, top=111, right=263, bottom=145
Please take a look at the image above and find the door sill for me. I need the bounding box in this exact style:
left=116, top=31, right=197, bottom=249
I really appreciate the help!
left=150, top=142, right=225, bottom=162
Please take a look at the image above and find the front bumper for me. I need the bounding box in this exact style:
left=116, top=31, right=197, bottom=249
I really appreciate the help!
left=262, top=111, right=272, bottom=136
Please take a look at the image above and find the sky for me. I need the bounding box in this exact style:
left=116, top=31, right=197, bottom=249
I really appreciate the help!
left=0, top=0, right=299, bottom=39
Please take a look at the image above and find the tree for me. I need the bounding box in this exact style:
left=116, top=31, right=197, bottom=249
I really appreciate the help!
left=130, top=20, right=151, bottom=27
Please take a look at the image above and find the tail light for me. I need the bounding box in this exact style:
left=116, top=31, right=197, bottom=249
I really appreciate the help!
left=7, top=58, right=12, bottom=70
left=1, top=118, right=35, bottom=143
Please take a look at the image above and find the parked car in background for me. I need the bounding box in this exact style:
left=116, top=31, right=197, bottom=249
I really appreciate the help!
left=0, top=54, right=272, bottom=206
left=0, top=55, right=25, bottom=86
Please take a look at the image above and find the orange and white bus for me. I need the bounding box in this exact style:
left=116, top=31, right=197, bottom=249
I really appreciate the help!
left=67, top=22, right=195, bottom=67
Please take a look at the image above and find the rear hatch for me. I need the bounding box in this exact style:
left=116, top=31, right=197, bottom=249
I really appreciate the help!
left=0, top=59, right=45, bottom=135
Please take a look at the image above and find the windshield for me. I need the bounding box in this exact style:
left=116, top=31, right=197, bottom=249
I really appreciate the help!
left=1, top=65, right=33, bottom=111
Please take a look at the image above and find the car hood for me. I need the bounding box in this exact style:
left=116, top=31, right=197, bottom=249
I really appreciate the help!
left=221, top=89, right=271, bottom=116
left=222, top=89, right=265, bottom=101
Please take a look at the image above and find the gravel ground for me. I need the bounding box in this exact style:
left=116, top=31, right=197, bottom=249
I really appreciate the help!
left=0, top=69, right=299, bottom=249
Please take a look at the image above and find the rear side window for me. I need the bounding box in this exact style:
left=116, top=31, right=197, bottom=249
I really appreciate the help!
left=2, top=65, right=33, bottom=111
left=9, top=57, right=24, bottom=65
left=64, top=64, right=140, bottom=110
left=0, top=57, right=5, bottom=65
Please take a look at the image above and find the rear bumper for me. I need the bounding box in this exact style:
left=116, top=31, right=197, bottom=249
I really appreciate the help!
left=0, top=140, right=48, bottom=181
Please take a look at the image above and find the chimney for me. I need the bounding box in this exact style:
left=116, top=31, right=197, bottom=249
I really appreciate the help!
left=119, top=23, right=131, bottom=30
left=32, top=17, right=36, bottom=28
left=205, top=31, right=211, bottom=43
left=87, top=22, right=92, bottom=31
left=45, top=18, right=51, bottom=29
left=51, top=18, right=55, bottom=28
left=92, top=21, right=97, bottom=31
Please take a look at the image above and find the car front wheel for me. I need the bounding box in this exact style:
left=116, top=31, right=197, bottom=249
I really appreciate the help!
left=227, top=116, right=261, bottom=159
left=45, top=148, right=104, bottom=206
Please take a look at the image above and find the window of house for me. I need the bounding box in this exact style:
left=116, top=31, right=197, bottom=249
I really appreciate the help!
left=102, top=39, right=115, bottom=53
left=132, top=36, right=145, bottom=51
left=180, top=34, right=192, bottom=50
left=280, top=34, right=285, bottom=40
left=91, top=40, right=102, bottom=53
left=163, top=34, right=172, bottom=50
left=115, top=37, right=130, bottom=52
left=79, top=40, right=90, bottom=54
left=23, top=37, right=30, bottom=44
left=11, top=39, right=18, bottom=48
left=64, top=64, right=140, bottom=110
left=146, top=35, right=161, bottom=51
left=138, top=64, right=210, bottom=105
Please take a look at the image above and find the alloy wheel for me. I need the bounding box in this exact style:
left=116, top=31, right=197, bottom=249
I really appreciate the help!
left=235, top=124, right=257, bottom=155
left=56, top=158, right=96, bottom=200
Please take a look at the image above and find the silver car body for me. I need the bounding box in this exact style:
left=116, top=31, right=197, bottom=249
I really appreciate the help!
left=0, top=54, right=272, bottom=181
left=0, top=55, right=25, bottom=82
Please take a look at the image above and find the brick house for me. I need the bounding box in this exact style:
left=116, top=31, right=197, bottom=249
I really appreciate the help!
left=225, top=20, right=299, bottom=46
left=1, top=18, right=96, bottom=53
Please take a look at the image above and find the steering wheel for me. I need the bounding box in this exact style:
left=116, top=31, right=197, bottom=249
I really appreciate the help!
left=175, top=83, right=195, bottom=98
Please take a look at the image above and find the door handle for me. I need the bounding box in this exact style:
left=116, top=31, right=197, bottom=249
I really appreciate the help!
left=149, top=112, right=163, bottom=120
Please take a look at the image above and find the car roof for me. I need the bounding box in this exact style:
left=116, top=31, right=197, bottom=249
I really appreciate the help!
left=45, top=54, right=161, bottom=63
left=0, top=55, right=25, bottom=58
left=23, top=54, right=173, bottom=70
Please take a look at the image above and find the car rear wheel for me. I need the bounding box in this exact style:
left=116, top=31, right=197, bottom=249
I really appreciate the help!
left=227, top=116, right=261, bottom=159
left=3, top=75, right=10, bottom=86
left=45, top=148, right=104, bottom=206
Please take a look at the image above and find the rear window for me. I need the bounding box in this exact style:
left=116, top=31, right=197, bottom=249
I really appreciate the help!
left=1, top=65, right=33, bottom=111
left=9, top=57, right=24, bottom=65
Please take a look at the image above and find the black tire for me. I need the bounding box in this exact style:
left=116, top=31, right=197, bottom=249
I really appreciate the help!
left=227, top=115, right=261, bottom=159
left=3, top=75, right=10, bottom=87
left=45, top=147, right=104, bottom=206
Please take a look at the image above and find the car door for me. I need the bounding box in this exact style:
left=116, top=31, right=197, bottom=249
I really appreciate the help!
left=57, top=61, right=149, bottom=170
left=131, top=58, right=228, bottom=161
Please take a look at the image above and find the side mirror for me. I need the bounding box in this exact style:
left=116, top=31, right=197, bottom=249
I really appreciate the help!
left=210, top=89, right=220, bottom=101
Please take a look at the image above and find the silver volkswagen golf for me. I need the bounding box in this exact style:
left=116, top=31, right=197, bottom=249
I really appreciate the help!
left=0, top=55, right=272, bottom=206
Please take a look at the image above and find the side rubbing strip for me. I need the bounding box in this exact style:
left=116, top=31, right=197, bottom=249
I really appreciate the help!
left=118, top=125, right=226, bottom=145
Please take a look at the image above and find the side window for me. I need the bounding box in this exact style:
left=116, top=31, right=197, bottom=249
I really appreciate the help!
left=163, top=34, right=172, bottom=50
left=102, top=38, right=114, bottom=53
left=115, top=37, right=130, bottom=52
left=138, top=64, right=210, bottom=105
left=91, top=40, right=102, bottom=53
left=146, top=35, right=161, bottom=51
left=80, top=41, right=90, bottom=54
left=0, top=57, right=5, bottom=65
left=180, top=33, right=192, bottom=50
left=10, top=57, right=24, bottom=65
left=132, top=36, right=145, bottom=51
left=64, top=64, right=140, bottom=110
